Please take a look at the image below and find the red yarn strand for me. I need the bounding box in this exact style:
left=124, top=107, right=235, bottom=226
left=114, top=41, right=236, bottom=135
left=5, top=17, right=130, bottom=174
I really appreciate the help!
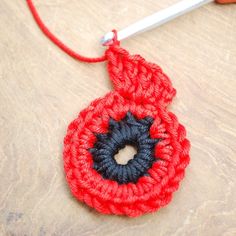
left=26, top=0, right=106, bottom=63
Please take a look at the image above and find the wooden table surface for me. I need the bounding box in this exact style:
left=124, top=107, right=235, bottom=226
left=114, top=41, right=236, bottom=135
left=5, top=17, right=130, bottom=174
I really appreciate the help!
left=0, top=1, right=236, bottom=235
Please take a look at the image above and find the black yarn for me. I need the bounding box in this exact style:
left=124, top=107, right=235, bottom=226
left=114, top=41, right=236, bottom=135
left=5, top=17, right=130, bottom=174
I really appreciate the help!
left=90, top=112, right=159, bottom=184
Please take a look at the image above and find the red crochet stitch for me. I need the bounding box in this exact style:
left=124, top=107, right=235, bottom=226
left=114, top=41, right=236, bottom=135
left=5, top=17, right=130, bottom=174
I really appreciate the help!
left=27, top=0, right=190, bottom=217
left=63, top=44, right=190, bottom=217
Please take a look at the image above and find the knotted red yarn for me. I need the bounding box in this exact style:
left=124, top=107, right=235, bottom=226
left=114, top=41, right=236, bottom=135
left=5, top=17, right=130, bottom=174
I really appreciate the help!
left=27, top=0, right=190, bottom=217
left=63, top=45, right=190, bottom=217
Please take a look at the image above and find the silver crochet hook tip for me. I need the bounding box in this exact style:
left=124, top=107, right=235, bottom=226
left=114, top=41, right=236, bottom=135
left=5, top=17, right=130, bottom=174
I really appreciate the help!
left=101, top=0, right=213, bottom=45
left=100, top=31, right=115, bottom=45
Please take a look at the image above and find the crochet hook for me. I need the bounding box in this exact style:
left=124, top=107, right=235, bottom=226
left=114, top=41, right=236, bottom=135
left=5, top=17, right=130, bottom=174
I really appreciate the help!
left=101, top=0, right=236, bottom=45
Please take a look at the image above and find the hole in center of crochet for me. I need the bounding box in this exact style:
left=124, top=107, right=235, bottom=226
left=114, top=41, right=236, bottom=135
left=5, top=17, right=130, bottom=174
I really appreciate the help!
left=114, top=145, right=137, bottom=165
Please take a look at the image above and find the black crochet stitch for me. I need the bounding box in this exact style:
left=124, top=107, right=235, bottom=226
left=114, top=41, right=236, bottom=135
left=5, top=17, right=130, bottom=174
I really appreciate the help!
left=90, top=112, right=159, bottom=184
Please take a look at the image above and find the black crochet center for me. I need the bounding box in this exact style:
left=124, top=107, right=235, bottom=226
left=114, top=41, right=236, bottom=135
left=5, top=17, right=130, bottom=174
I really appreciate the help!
left=90, top=112, right=159, bottom=184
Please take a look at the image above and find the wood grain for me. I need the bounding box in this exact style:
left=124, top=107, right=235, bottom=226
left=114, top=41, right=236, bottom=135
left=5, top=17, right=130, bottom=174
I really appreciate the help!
left=0, top=1, right=236, bottom=235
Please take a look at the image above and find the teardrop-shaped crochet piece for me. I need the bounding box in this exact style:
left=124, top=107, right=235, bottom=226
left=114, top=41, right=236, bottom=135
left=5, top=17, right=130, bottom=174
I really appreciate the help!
left=63, top=45, right=190, bottom=217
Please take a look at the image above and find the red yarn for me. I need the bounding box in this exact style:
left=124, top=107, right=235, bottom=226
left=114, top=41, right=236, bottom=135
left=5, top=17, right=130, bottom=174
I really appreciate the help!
left=27, top=0, right=106, bottom=63
left=27, top=0, right=190, bottom=217
left=63, top=46, right=190, bottom=217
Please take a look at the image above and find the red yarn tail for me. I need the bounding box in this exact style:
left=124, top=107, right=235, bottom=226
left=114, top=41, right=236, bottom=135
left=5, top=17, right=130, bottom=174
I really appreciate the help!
left=26, top=0, right=107, bottom=63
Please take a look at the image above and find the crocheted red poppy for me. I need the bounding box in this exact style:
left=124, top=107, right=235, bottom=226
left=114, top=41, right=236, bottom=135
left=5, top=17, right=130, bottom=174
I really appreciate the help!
left=63, top=45, right=190, bottom=217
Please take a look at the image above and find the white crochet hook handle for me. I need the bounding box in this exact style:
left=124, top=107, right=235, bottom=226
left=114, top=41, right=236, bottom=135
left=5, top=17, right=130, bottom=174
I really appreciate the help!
left=101, top=0, right=223, bottom=45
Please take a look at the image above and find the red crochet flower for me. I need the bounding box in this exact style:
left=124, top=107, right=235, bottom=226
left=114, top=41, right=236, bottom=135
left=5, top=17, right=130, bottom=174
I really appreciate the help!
left=63, top=45, right=190, bottom=217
